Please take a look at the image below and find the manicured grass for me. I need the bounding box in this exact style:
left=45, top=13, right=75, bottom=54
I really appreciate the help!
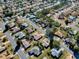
left=7, top=43, right=13, bottom=55
left=59, top=50, right=70, bottom=59
left=0, top=32, right=4, bottom=37
left=13, top=55, right=19, bottom=59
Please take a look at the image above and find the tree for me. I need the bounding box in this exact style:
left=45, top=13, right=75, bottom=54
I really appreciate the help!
left=74, top=31, right=79, bottom=40
left=36, top=11, right=44, bottom=18
left=52, top=40, right=60, bottom=48
left=74, top=45, right=79, bottom=52
left=3, top=9, right=13, bottom=17
left=51, top=21, right=61, bottom=27
left=46, top=27, right=58, bottom=49
left=42, top=9, right=50, bottom=15
left=46, top=27, right=58, bottom=39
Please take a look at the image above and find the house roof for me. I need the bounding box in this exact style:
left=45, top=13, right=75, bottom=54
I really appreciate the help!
left=29, top=15, right=36, bottom=19
left=21, top=23, right=28, bottom=28
left=10, top=26, right=20, bottom=33
left=68, top=15, right=76, bottom=21
left=42, top=38, right=50, bottom=47
left=21, top=39, right=30, bottom=49
left=26, top=28, right=34, bottom=33
left=51, top=48, right=64, bottom=57
left=33, top=32, right=42, bottom=40
left=15, top=32, right=25, bottom=39
left=29, top=46, right=41, bottom=56
left=7, top=22, right=15, bottom=28
left=55, top=30, right=63, bottom=38
left=33, top=35, right=42, bottom=40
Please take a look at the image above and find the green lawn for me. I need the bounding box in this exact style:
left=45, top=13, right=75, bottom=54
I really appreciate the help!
left=7, top=43, right=13, bottom=55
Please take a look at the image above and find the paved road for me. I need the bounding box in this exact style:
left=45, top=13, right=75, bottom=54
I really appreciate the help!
left=0, top=22, right=28, bottom=59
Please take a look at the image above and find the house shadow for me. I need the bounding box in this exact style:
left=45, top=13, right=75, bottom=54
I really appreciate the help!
left=13, top=45, right=20, bottom=54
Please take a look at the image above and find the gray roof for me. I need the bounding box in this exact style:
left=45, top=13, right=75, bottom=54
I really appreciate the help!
left=30, top=46, right=41, bottom=56
left=15, top=32, right=25, bottom=39
left=21, top=23, right=28, bottom=28
left=51, top=48, right=64, bottom=57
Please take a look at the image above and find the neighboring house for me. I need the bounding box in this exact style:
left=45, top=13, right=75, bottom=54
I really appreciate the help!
left=28, top=46, right=41, bottom=56
left=26, top=28, right=35, bottom=33
left=33, top=34, right=42, bottom=40
left=29, top=15, right=36, bottom=19
left=41, top=23, right=47, bottom=28
left=38, top=21, right=47, bottom=28
left=65, top=38, right=76, bottom=45
left=32, top=31, right=42, bottom=40
left=53, top=36, right=60, bottom=41
left=42, top=38, right=50, bottom=48
left=58, top=13, right=65, bottom=19
left=5, top=22, right=15, bottom=29
left=55, top=30, right=64, bottom=38
left=34, top=19, right=40, bottom=23
left=14, top=32, right=25, bottom=39
left=20, top=23, right=28, bottom=30
left=51, top=48, right=64, bottom=58
left=21, top=39, right=30, bottom=49
left=68, top=30, right=77, bottom=35
left=68, top=15, right=76, bottom=22
left=10, top=26, right=20, bottom=34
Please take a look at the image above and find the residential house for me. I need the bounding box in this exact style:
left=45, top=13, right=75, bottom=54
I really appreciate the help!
left=29, top=15, right=36, bottom=19
left=20, top=23, right=28, bottom=30
left=28, top=46, right=41, bottom=56
left=64, top=38, right=76, bottom=45
left=42, top=38, right=50, bottom=48
left=68, top=29, right=77, bottom=35
left=16, top=16, right=25, bottom=24
left=38, top=21, right=47, bottom=28
left=55, top=30, right=64, bottom=38
left=53, top=36, right=60, bottom=41
left=34, top=19, right=40, bottom=23
left=26, top=28, right=35, bottom=33
left=58, top=13, right=65, bottom=19
left=10, top=26, right=20, bottom=34
left=71, top=11, right=78, bottom=16
left=68, top=15, right=76, bottom=22
left=5, top=22, right=15, bottom=29
left=21, top=39, right=30, bottom=49
left=14, top=32, right=25, bottom=39
left=33, top=35, right=42, bottom=40
left=51, top=48, right=64, bottom=58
